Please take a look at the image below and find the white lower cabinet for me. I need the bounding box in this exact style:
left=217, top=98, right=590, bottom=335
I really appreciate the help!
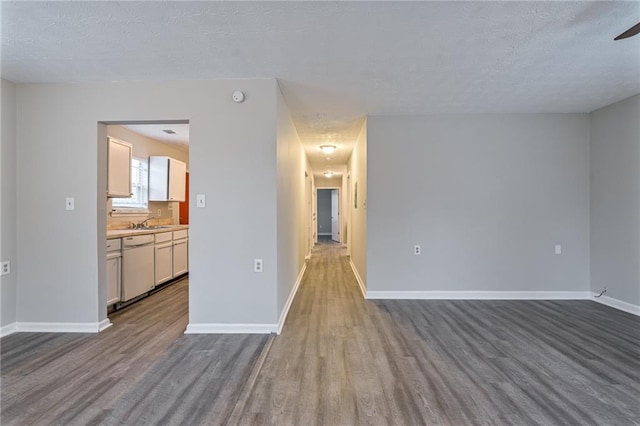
left=107, top=229, right=187, bottom=304
left=106, top=239, right=122, bottom=306
left=155, top=232, right=173, bottom=285
left=172, top=235, right=188, bottom=277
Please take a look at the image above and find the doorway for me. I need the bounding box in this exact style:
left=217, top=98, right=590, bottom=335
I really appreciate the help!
left=100, top=120, right=190, bottom=329
left=317, top=188, right=340, bottom=243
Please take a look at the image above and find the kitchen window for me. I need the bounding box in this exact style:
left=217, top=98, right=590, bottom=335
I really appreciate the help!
left=112, top=157, right=149, bottom=209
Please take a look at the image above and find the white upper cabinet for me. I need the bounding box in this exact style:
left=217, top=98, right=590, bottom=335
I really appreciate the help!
left=149, top=156, right=186, bottom=202
left=107, top=137, right=133, bottom=198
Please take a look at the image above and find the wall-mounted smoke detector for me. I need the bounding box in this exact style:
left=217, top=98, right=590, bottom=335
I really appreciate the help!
left=162, top=129, right=176, bottom=134
left=232, top=91, right=245, bottom=103
left=320, top=145, right=336, bottom=155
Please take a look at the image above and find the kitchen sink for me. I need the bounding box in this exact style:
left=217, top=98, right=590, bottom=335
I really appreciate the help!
left=130, top=225, right=178, bottom=231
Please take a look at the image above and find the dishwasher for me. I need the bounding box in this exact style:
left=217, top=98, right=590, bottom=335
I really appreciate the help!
left=122, top=234, right=155, bottom=302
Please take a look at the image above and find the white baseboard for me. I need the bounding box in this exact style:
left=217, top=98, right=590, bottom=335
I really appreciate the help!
left=184, top=323, right=277, bottom=334
left=592, top=294, right=640, bottom=316
left=14, top=321, right=107, bottom=333
left=1, top=322, right=17, bottom=337
left=98, top=318, right=112, bottom=332
left=277, top=263, right=307, bottom=335
left=365, top=291, right=591, bottom=300
left=349, top=260, right=366, bottom=298
left=1, top=319, right=113, bottom=337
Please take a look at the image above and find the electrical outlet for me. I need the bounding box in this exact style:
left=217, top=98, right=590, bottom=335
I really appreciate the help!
left=414, top=245, right=421, bottom=255
left=157, top=209, right=162, bottom=217
left=1, top=261, right=10, bottom=276
left=254, top=259, right=263, bottom=273
left=555, top=244, right=562, bottom=254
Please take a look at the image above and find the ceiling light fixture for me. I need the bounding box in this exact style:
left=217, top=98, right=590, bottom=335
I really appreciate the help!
left=324, top=171, right=334, bottom=178
left=162, top=129, right=176, bottom=134
left=320, top=145, right=336, bottom=155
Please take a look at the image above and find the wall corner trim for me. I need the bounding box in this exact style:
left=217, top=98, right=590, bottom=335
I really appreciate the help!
left=591, top=294, right=640, bottom=316
left=349, top=259, right=367, bottom=298
left=0, top=322, right=17, bottom=338
left=365, top=291, right=591, bottom=300
left=277, top=263, right=307, bottom=335
left=184, top=323, right=277, bottom=334
left=98, top=318, right=112, bottom=332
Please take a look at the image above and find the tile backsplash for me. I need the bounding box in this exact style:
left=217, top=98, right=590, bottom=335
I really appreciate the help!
left=107, top=199, right=180, bottom=229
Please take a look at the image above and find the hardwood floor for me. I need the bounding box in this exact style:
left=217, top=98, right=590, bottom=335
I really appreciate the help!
left=2, top=244, right=639, bottom=425
left=1, top=280, right=269, bottom=425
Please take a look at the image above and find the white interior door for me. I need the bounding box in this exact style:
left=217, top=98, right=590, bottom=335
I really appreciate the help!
left=331, top=189, right=339, bottom=242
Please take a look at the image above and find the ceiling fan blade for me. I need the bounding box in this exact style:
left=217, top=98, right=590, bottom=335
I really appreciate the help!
left=614, top=22, right=640, bottom=40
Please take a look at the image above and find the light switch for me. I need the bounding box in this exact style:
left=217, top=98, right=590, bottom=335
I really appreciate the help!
left=197, top=194, right=206, bottom=208
left=555, top=244, right=562, bottom=255
left=66, top=197, right=75, bottom=211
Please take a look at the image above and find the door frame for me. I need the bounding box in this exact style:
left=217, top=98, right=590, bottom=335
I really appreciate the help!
left=346, top=171, right=351, bottom=255
left=305, top=170, right=314, bottom=258
left=98, top=119, right=190, bottom=326
left=315, top=186, right=342, bottom=244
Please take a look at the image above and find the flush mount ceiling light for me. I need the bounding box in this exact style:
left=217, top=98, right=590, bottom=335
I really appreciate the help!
left=320, top=145, right=336, bottom=155
left=162, top=129, right=176, bottom=134
left=324, top=171, right=334, bottom=178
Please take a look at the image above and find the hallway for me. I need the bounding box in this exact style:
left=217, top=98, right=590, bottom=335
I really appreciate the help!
left=2, top=243, right=639, bottom=425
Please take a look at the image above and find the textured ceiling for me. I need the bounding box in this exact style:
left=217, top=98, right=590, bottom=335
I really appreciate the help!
left=2, top=1, right=639, bottom=175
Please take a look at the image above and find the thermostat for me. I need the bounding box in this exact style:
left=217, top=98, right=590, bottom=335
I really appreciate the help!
left=232, top=91, right=245, bottom=103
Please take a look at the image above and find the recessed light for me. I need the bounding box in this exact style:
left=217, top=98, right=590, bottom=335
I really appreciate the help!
left=326, top=157, right=332, bottom=161
left=162, top=129, right=176, bottom=134
left=320, top=145, right=336, bottom=155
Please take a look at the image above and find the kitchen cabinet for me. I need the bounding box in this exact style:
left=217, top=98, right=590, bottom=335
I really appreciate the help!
left=154, top=232, right=173, bottom=285
left=107, top=137, right=133, bottom=198
left=106, top=238, right=122, bottom=306
left=149, top=156, right=186, bottom=202
left=172, top=229, right=188, bottom=276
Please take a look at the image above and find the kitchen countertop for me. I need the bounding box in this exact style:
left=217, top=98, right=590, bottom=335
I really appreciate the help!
left=107, top=224, right=189, bottom=239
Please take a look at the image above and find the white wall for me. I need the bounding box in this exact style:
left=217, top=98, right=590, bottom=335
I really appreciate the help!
left=590, top=94, right=640, bottom=308
left=367, top=114, right=590, bottom=295
left=276, top=85, right=309, bottom=322
left=348, top=120, right=368, bottom=289
left=315, top=177, right=342, bottom=188
left=15, top=79, right=279, bottom=329
left=1, top=79, right=18, bottom=331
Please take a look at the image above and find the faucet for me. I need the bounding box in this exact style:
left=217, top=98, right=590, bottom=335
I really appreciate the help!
left=136, top=218, right=153, bottom=229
